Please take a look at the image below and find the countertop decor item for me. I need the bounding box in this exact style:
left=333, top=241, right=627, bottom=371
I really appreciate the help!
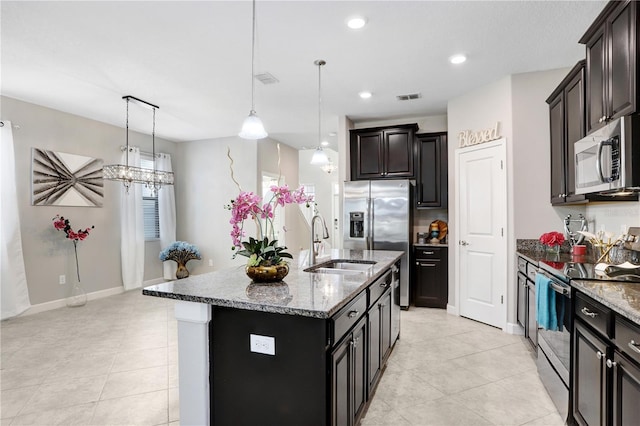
left=429, top=220, right=448, bottom=243
left=225, top=147, right=314, bottom=282
left=52, top=215, right=94, bottom=307
left=159, top=241, right=202, bottom=279
left=539, top=231, right=565, bottom=255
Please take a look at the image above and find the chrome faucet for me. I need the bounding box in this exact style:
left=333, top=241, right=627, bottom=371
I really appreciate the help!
left=310, top=214, right=330, bottom=266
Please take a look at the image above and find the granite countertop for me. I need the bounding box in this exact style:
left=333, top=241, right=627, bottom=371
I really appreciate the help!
left=517, top=249, right=640, bottom=325
left=143, top=249, right=403, bottom=319
left=570, top=280, right=640, bottom=324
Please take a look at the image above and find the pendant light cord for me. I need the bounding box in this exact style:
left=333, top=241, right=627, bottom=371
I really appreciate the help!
left=251, top=0, right=256, bottom=112
left=125, top=97, right=130, bottom=168
left=315, top=60, right=326, bottom=147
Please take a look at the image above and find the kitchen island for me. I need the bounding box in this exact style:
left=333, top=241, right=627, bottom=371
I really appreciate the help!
left=143, top=249, right=403, bottom=426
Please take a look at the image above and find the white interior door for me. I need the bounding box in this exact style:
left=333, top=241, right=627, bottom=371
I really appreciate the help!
left=455, top=139, right=507, bottom=329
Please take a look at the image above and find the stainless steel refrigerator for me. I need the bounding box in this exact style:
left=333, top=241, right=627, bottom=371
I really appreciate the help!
left=343, top=179, right=412, bottom=309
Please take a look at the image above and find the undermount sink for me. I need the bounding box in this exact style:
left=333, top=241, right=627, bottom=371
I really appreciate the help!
left=304, top=260, right=376, bottom=274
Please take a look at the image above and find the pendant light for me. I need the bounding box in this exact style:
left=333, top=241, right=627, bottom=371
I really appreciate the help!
left=310, top=59, right=329, bottom=165
left=239, top=0, right=268, bottom=139
left=103, top=95, right=174, bottom=194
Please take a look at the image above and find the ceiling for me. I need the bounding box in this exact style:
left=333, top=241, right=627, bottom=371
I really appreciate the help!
left=1, top=1, right=606, bottom=150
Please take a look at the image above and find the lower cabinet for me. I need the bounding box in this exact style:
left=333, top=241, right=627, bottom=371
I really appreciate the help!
left=413, top=246, right=448, bottom=308
left=516, top=255, right=537, bottom=349
left=331, top=316, right=367, bottom=426
left=368, top=288, right=392, bottom=393
left=572, top=291, right=640, bottom=426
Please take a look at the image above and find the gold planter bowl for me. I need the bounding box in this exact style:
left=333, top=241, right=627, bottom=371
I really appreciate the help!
left=245, top=263, right=289, bottom=283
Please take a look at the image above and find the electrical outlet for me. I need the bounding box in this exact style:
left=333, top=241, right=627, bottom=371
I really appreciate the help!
left=208, top=259, right=213, bottom=267
left=250, top=334, right=275, bottom=356
left=59, top=275, right=66, bottom=285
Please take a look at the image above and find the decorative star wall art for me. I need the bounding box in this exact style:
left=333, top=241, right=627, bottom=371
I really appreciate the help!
left=32, top=148, right=104, bottom=207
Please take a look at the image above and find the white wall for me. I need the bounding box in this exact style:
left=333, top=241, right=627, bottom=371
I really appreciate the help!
left=1, top=96, right=177, bottom=305
left=175, top=137, right=258, bottom=275
left=299, top=148, right=339, bottom=248
left=447, top=76, right=514, bottom=318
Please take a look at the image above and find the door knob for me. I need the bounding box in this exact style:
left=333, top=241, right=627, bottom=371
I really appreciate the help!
left=459, top=240, right=469, bottom=246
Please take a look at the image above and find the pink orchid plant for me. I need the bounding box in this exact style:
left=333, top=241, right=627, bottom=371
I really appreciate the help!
left=226, top=185, right=314, bottom=266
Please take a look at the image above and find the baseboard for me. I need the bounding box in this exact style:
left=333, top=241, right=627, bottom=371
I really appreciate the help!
left=446, top=304, right=458, bottom=316
left=506, top=322, right=525, bottom=335
left=21, top=277, right=169, bottom=317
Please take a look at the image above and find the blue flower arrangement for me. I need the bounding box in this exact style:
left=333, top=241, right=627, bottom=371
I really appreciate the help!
left=159, top=241, right=202, bottom=265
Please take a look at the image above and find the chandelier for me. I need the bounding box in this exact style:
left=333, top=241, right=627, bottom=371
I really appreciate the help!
left=103, top=95, right=174, bottom=194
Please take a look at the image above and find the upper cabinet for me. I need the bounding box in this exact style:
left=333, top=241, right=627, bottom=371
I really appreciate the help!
left=580, top=0, right=638, bottom=134
left=350, top=123, right=418, bottom=180
left=547, top=61, right=586, bottom=205
left=416, top=132, right=448, bottom=209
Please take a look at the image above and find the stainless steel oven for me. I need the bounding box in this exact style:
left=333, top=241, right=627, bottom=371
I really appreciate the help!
left=536, top=266, right=573, bottom=422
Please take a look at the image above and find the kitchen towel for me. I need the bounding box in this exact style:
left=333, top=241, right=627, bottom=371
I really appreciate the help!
left=535, top=273, right=558, bottom=331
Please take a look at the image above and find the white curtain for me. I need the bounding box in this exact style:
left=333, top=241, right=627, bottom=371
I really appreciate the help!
left=157, top=153, right=176, bottom=279
left=1, top=121, right=31, bottom=319
left=120, top=147, right=145, bottom=290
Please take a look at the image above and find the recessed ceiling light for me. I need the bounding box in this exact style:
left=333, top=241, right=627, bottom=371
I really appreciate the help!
left=359, top=91, right=372, bottom=99
left=321, top=141, right=330, bottom=147
left=347, top=17, right=367, bottom=29
left=450, top=54, right=467, bottom=65
left=329, top=132, right=337, bottom=137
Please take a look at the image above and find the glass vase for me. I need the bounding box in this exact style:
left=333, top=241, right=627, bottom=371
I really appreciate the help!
left=545, top=245, right=560, bottom=256
left=67, top=281, right=87, bottom=307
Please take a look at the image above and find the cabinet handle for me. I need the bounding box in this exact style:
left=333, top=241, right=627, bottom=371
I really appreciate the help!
left=597, top=350, right=604, bottom=360
left=380, top=302, right=386, bottom=308
left=581, top=307, right=598, bottom=318
left=380, top=282, right=389, bottom=288
left=606, top=359, right=617, bottom=369
left=628, top=340, right=640, bottom=354
left=422, top=251, right=434, bottom=255
left=348, top=310, right=359, bottom=318
left=417, top=263, right=436, bottom=267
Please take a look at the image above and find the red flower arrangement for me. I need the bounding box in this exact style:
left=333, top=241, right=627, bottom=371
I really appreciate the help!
left=539, top=231, right=565, bottom=247
left=53, top=215, right=94, bottom=282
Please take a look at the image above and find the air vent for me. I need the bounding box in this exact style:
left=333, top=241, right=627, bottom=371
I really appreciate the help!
left=254, top=72, right=279, bottom=85
left=396, top=93, right=422, bottom=101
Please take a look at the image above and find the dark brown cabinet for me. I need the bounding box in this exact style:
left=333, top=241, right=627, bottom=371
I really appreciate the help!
left=516, top=255, right=537, bottom=349
left=368, top=288, right=392, bottom=393
left=331, top=316, right=367, bottom=426
left=572, top=291, right=640, bottom=426
left=413, top=246, right=447, bottom=308
left=416, top=132, right=448, bottom=209
left=547, top=61, right=586, bottom=205
left=580, top=0, right=638, bottom=134
left=573, top=321, right=609, bottom=426
left=350, top=123, right=418, bottom=180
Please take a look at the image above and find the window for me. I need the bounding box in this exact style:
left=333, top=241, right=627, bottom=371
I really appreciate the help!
left=141, top=155, right=160, bottom=240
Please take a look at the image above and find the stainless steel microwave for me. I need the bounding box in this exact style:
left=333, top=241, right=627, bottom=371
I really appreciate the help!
left=575, top=116, right=640, bottom=195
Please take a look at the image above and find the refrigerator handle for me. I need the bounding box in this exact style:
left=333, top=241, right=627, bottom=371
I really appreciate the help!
left=367, top=197, right=373, bottom=250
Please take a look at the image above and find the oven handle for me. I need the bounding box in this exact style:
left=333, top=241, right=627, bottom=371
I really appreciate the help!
left=596, top=138, right=615, bottom=183
left=537, top=271, right=572, bottom=298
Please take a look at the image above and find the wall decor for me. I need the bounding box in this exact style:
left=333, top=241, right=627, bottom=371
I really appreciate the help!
left=32, top=148, right=103, bottom=207
left=458, top=122, right=501, bottom=148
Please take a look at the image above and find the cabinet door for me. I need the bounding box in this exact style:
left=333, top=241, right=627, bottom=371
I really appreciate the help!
left=331, top=336, right=351, bottom=426
left=585, top=26, right=607, bottom=134
left=416, top=133, right=448, bottom=208
left=517, top=272, right=527, bottom=329
left=527, top=282, right=538, bottom=348
left=612, top=350, right=640, bottom=426
left=573, top=322, right=609, bottom=426
left=549, top=93, right=567, bottom=204
left=564, top=66, right=586, bottom=202
left=368, top=305, right=381, bottom=392
left=383, top=128, right=415, bottom=178
left=351, top=131, right=384, bottom=179
left=352, top=318, right=367, bottom=424
left=380, top=290, right=392, bottom=363
left=608, top=1, right=636, bottom=120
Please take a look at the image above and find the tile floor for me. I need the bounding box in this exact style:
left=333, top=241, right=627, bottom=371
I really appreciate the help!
left=1, top=291, right=564, bottom=425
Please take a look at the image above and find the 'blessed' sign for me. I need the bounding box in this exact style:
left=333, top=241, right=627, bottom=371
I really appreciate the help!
left=458, top=122, right=501, bottom=147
